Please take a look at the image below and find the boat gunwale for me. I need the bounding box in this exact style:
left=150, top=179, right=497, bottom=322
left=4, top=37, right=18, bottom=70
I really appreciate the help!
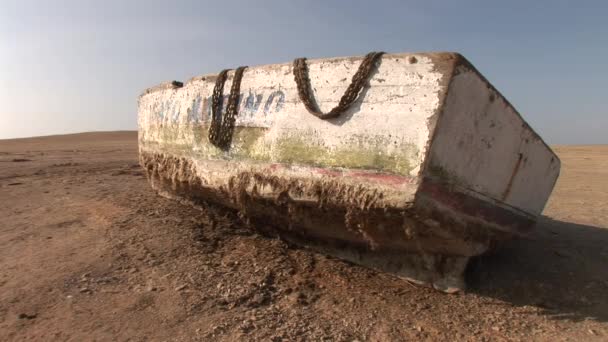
left=138, top=51, right=461, bottom=98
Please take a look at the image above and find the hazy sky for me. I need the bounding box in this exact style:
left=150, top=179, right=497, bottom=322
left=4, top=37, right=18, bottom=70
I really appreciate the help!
left=1, top=0, right=606, bottom=143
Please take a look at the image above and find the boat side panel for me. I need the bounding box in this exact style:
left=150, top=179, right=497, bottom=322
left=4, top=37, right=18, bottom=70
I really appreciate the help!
left=138, top=54, right=451, bottom=178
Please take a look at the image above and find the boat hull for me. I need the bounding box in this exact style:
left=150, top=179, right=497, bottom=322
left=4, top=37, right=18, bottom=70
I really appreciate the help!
left=138, top=52, right=559, bottom=292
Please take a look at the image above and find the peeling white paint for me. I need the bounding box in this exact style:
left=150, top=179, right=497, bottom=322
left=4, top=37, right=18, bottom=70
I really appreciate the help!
left=138, top=53, right=447, bottom=177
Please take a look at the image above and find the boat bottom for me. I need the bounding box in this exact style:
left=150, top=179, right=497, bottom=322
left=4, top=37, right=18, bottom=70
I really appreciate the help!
left=140, top=150, right=509, bottom=293
left=250, top=219, right=470, bottom=293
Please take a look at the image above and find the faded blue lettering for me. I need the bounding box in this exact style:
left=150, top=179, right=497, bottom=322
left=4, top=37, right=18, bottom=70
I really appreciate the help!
left=263, top=90, right=285, bottom=114
left=199, top=90, right=286, bottom=123
left=188, top=95, right=203, bottom=123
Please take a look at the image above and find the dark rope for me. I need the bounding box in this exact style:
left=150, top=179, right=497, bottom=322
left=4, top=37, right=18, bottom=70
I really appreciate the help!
left=293, top=51, right=384, bottom=119
left=209, top=66, right=248, bottom=149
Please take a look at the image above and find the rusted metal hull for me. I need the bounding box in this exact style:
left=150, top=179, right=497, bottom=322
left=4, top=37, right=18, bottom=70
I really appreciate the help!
left=138, top=52, right=560, bottom=292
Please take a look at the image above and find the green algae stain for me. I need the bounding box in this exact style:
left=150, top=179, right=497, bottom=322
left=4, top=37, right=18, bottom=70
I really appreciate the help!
left=427, top=163, right=467, bottom=186
left=142, top=125, right=419, bottom=176
left=273, top=134, right=417, bottom=175
left=230, top=127, right=270, bottom=160
left=159, top=124, right=180, bottom=143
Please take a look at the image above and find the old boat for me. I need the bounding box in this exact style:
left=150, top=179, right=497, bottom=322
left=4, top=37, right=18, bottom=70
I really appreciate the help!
left=138, top=52, right=560, bottom=292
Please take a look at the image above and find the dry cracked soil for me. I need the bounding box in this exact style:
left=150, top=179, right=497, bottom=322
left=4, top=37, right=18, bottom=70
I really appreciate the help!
left=1, top=131, right=607, bottom=341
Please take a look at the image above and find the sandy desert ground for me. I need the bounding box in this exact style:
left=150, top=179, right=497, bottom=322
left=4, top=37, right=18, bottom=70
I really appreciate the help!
left=0, top=131, right=607, bottom=341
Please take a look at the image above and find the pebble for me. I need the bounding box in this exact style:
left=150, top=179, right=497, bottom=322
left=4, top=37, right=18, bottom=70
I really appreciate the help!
left=18, top=313, right=37, bottom=320
left=175, top=284, right=187, bottom=291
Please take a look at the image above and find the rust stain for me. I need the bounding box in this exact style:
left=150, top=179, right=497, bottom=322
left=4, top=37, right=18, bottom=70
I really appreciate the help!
left=501, top=153, right=523, bottom=201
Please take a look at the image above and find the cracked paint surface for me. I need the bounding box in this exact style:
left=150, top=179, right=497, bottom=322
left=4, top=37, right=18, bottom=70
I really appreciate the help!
left=138, top=53, right=447, bottom=177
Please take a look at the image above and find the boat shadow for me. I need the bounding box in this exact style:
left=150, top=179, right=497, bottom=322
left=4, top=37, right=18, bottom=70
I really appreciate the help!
left=467, top=216, right=608, bottom=322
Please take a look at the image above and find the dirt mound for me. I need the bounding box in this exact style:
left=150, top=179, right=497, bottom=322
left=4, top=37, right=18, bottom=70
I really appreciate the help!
left=0, top=132, right=607, bottom=341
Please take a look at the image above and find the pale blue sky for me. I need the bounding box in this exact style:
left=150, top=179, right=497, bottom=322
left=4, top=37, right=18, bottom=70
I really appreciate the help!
left=1, top=0, right=606, bottom=143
